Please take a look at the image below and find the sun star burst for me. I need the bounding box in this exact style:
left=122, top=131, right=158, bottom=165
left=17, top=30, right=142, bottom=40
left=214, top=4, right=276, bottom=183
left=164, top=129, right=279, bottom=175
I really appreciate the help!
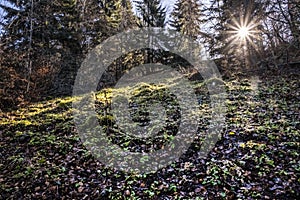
left=238, top=26, right=250, bottom=39
left=225, top=11, right=262, bottom=52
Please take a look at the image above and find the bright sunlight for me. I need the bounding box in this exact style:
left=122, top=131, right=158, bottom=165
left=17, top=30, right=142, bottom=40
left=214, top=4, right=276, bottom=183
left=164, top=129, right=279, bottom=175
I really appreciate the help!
left=226, top=12, right=261, bottom=51
left=237, top=26, right=250, bottom=39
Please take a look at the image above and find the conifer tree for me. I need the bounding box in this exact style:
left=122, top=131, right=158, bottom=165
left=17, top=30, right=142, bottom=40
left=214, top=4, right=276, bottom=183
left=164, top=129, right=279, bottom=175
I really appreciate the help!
left=134, top=0, right=166, bottom=27
left=103, top=0, right=137, bottom=32
left=169, top=0, right=203, bottom=40
left=0, top=0, right=135, bottom=97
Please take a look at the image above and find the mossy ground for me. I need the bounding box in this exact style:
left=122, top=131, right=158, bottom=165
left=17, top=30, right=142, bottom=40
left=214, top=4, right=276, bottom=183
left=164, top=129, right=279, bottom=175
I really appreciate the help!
left=0, top=73, right=299, bottom=199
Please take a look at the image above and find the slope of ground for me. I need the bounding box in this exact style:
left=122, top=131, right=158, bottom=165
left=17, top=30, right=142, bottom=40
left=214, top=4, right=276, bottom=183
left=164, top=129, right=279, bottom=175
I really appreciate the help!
left=0, top=72, right=299, bottom=199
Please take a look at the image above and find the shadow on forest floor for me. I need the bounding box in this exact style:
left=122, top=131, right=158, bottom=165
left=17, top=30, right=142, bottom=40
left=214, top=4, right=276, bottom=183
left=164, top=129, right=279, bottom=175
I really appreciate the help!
left=0, top=68, right=299, bottom=199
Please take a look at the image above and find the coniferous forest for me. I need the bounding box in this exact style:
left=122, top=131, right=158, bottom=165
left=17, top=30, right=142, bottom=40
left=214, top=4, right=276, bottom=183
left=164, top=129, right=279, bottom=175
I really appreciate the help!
left=0, top=0, right=299, bottom=199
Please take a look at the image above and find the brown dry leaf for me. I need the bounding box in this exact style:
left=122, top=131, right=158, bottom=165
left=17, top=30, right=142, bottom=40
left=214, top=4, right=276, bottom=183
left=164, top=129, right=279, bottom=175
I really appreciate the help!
left=78, top=186, right=84, bottom=193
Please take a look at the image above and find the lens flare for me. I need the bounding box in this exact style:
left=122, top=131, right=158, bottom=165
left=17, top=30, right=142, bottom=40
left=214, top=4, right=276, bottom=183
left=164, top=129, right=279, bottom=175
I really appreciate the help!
left=225, top=10, right=262, bottom=52
left=238, top=26, right=250, bottom=39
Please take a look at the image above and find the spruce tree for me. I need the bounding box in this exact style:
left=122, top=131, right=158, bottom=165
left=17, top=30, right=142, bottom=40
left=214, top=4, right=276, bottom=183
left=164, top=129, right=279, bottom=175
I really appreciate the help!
left=0, top=0, right=123, bottom=98
left=169, top=0, right=203, bottom=40
left=103, top=0, right=137, bottom=32
left=134, top=0, right=166, bottom=27
left=119, top=0, right=137, bottom=30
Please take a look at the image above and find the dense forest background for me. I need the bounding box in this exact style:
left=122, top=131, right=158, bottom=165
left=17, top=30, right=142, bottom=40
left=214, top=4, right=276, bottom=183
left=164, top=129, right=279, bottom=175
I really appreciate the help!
left=0, top=0, right=299, bottom=110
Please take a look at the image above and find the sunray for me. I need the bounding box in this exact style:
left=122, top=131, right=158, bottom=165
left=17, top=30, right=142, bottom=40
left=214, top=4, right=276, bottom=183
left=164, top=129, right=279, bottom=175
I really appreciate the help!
left=225, top=11, right=262, bottom=51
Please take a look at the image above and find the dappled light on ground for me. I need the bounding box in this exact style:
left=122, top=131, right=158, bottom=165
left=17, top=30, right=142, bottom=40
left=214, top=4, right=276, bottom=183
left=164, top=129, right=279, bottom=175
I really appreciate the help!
left=0, top=72, right=299, bottom=199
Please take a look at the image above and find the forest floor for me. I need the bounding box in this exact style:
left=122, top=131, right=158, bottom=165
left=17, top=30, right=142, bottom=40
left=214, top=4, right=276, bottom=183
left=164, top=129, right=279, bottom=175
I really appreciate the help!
left=0, top=69, right=299, bottom=199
